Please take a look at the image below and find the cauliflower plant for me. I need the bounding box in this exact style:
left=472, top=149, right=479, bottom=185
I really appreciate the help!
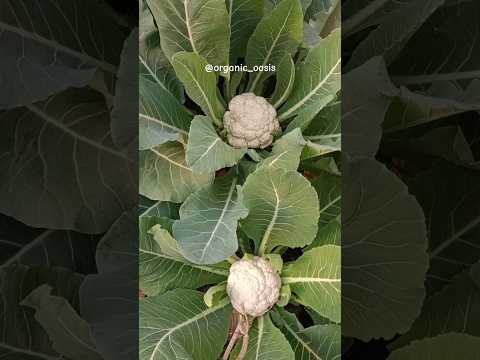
left=227, top=256, right=281, bottom=317
left=223, top=93, right=280, bottom=149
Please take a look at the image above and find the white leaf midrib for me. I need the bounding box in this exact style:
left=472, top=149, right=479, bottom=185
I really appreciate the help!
left=1, top=230, right=55, bottom=268
left=139, top=114, right=188, bottom=135
left=0, top=21, right=117, bottom=74
left=249, top=2, right=297, bottom=92
left=282, top=276, right=341, bottom=284
left=280, top=57, right=341, bottom=120
left=146, top=300, right=229, bottom=360
left=259, top=178, right=281, bottom=254
left=25, top=104, right=130, bottom=162
left=0, top=343, right=60, bottom=360
left=199, top=177, right=238, bottom=261
left=277, top=316, right=321, bottom=360
left=139, top=248, right=229, bottom=276
left=174, top=57, right=221, bottom=124
left=255, top=316, right=265, bottom=359
left=150, top=148, right=192, bottom=171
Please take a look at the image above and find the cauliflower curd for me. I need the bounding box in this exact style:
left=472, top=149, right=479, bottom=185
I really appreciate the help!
left=227, top=256, right=281, bottom=317
left=223, top=93, right=280, bottom=149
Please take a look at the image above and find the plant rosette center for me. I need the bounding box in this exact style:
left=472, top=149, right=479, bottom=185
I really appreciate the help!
left=223, top=93, right=280, bottom=149
left=226, top=255, right=281, bottom=317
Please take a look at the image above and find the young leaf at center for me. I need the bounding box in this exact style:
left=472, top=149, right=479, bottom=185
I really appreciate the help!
left=246, top=0, right=304, bottom=93
left=186, top=116, right=247, bottom=173
left=279, top=29, right=341, bottom=121
left=172, top=52, right=226, bottom=126
left=270, top=54, right=296, bottom=109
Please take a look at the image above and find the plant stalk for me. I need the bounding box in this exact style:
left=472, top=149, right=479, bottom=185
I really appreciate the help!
left=393, top=70, right=480, bottom=86
left=342, top=0, right=390, bottom=37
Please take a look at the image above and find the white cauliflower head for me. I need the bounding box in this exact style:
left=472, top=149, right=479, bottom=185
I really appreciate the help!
left=223, top=93, right=280, bottom=149
left=227, top=256, right=281, bottom=317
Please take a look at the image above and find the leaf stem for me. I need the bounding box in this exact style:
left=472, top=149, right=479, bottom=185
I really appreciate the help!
left=237, top=333, right=249, bottom=360
left=320, top=0, right=341, bottom=38
left=393, top=70, right=480, bottom=85
left=342, top=0, right=390, bottom=37
left=228, top=255, right=240, bottom=264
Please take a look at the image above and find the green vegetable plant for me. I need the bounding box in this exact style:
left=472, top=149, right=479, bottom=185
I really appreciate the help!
left=342, top=0, right=480, bottom=358
left=139, top=0, right=341, bottom=359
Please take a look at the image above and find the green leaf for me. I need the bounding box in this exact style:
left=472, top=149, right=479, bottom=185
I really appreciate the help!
left=306, top=0, right=340, bottom=35
left=79, top=212, right=137, bottom=360
left=307, top=217, right=340, bottom=249
left=241, top=167, right=319, bottom=254
left=342, top=0, right=404, bottom=36
left=347, top=0, right=445, bottom=70
left=204, top=282, right=228, bottom=307
left=303, top=21, right=321, bottom=48
left=231, top=314, right=295, bottom=360
left=311, top=172, right=340, bottom=228
left=257, top=129, right=306, bottom=171
left=276, top=284, right=291, bottom=307
left=278, top=29, right=340, bottom=121
left=302, top=139, right=339, bottom=159
left=0, top=214, right=99, bottom=272
left=410, top=162, right=480, bottom=293
left=391, top=1, right=480, bottom=85
left=172, top=52, right=226, bottom=126
left=228, top=0, right=264, bottom=63
left=140, top=0, right=169, bottom=68
left=403, top=126, right=475, bottom=165
left=173, top=172, right=248, bottom=264
left=285, top=95, right=335, bottom=132
left=271, top=308, right=304, bottom=332
left=140, top=142, right=214, bottom=203
left=343, top=158, right=428, bottom=340
left=139, top=196, right=180, bottom=219
left=149, top=225, right=184, bottom=260
left=186, top=116, right=246, bottom=172
left=93, top=211, right=137, bottom=274
left=391, top=262, right=480, bottom=350
left=265, top=254, right=283, bottom=274
left=388, top=333, right=480, bottom=360
left=140, top=289, right=231, bottom=360
left=140, top=218, right=227, bottom=296
left=383, top=84, right=480, bottom=133
left=246, top=0, right=304, bottom=93
left=112, top=29, right=138, bottom=158
left=302, top=157, right=340, bottom=177
left=343, top=57, right=398, bottom=158
left=228, top=70, right=245, bottom=100
left=146, top=0, right=230, bottom=71
left=0, top=88, right=135, bottom=234
left=273, top=308, right=341, bottom=360
left=282, top=245, right=341, bottom=322
left=271, top=54, right=296, bottom=109
left=139, top=54, right=192, bottom=150
left=21, top=284, right=102, bottom=360
left=0, top=265, right=84, bottom=360
left=303, top=99, right=340, bottom=134
left=301, top=100, right=341, bottom=158
left=0, top=0, right=125, bottom=109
